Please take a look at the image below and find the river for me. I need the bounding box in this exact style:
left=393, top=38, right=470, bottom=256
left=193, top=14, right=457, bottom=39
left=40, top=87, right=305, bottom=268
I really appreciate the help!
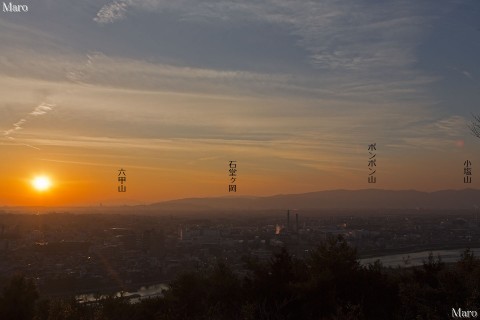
left=76, top=283, right=169, bottom=304
left=359, top=248, right=480, bottom=267
left=77, top=247, right=480, bottom=303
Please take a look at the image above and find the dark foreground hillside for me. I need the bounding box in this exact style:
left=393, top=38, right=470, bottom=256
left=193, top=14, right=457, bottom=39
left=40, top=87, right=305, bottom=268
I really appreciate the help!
left=1, top=236, right=479, bottom=320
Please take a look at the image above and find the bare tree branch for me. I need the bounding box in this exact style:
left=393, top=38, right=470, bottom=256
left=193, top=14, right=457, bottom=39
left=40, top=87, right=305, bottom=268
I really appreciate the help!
left=468, top=114, right=480, bottom=138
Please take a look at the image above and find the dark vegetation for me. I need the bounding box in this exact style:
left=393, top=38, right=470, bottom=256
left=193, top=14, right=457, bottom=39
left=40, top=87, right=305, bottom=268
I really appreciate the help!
left=1, top=236, right=479, bottom=320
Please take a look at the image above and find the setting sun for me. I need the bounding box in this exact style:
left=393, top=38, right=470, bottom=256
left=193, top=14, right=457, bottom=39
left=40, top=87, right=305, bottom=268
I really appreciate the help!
left=32, top=176, right=52, bottom=192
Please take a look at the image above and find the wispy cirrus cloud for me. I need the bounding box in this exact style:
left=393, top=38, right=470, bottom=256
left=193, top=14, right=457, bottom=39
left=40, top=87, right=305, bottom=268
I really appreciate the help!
left=94, top=1, right=128, bottom=24
left=0, top=50, right=299, bottom=98
left=4, top=119, right=27, bottom=137
left=3, top=102, right=55, bottom=148
left=30, top=103, right=54, bottom=116
left=2, top=0, right=441, bottom=102
left=93, top=0, right=433, bottom=73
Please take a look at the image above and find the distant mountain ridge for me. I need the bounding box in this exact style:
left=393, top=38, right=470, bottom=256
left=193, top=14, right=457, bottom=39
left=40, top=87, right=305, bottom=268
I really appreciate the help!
left=147, top=189, right=480, bottom=211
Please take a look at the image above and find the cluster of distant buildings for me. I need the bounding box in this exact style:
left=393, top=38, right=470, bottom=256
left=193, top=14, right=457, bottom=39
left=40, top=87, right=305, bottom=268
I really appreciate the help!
left=0, top=208, right=479, bottom=295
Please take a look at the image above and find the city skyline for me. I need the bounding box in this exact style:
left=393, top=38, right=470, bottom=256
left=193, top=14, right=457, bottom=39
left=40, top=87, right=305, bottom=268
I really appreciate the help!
left=1, top=0, right=480, bottom=206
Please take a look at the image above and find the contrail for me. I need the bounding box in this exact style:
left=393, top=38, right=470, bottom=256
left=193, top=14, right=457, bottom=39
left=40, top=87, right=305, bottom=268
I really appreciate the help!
left=22, top=144, right=41, bottom=150
left=3, top=102, right=56, bottom=150
left=4, top=51, right=102, bottom=150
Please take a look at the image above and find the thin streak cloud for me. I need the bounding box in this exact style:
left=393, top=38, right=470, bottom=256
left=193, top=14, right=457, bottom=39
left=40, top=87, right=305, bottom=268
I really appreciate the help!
left=38, top=158, right=183, bottom=173
left=3, top=102, right=56, bottom=148
left=30, top=103, right=54, bottom=116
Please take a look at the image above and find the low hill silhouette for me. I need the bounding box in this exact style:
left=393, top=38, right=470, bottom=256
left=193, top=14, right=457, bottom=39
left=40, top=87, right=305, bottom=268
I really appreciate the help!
left=147, top=189, right=480, bottom=211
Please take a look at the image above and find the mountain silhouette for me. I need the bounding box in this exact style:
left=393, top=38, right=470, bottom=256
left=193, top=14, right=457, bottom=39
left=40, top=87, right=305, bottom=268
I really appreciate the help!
left=146, top=189, right=480, bottom=211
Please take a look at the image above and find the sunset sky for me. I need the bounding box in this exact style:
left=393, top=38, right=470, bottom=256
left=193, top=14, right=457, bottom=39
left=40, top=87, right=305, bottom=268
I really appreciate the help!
left=1, top=0, right=480, bottom=206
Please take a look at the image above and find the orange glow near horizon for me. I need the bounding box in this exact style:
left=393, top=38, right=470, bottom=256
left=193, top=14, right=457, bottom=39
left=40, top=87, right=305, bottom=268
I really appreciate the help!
left=0, top=136, right=478, bottom=207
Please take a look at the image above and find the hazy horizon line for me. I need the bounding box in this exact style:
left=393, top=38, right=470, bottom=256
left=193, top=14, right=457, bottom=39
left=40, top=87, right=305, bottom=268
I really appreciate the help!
left=2, top=187, right=479, bottom=209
